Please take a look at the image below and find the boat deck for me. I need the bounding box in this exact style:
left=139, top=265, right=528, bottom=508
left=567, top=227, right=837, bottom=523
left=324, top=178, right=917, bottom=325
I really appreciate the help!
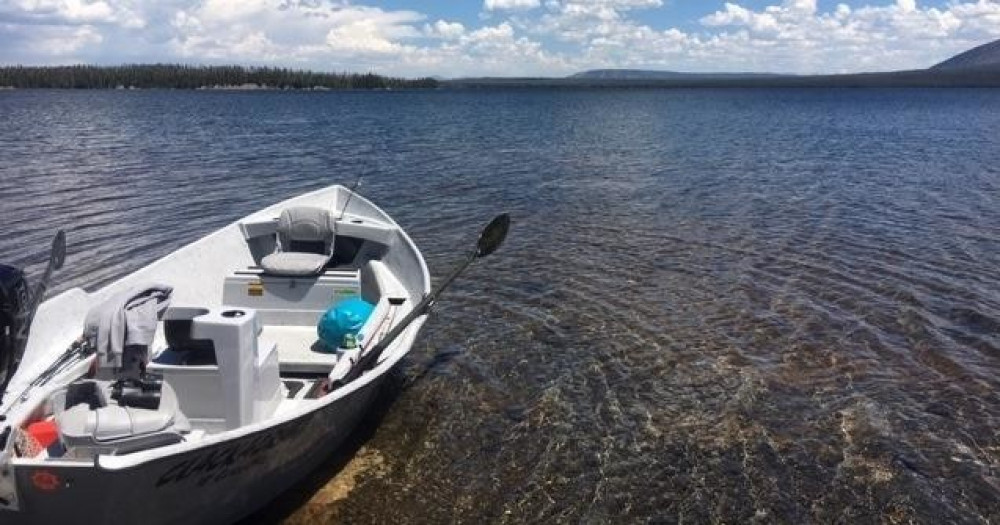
left=261, top=325, right=338, bottom=374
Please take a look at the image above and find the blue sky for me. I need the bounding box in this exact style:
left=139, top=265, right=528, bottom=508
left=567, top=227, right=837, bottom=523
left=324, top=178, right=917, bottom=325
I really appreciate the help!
left=1, top=1, right=999, bottom=77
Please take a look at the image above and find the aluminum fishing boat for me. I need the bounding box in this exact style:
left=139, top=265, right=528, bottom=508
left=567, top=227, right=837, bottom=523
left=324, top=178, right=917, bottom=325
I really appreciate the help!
left=0, top=184, right=508, bottom=524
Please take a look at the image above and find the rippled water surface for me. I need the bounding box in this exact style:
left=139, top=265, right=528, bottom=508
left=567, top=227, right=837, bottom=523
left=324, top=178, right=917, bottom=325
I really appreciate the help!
left=3, top=88, right=1000, bottom=523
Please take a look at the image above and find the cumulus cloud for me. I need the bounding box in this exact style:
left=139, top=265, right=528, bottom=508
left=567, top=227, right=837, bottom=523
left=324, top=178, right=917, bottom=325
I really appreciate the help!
left=484, top=0, right=540, bottom=11
left=0, top=0, right=144, bottom=27
left=10, top=23, right=103, bottom=54
left=167, top=1, right=430, bottom=65
left=425, top=20, right=465, bottom=40
left=1, top=0, right=999, bottom=76
left=692, top=0, right=1000, bottom=72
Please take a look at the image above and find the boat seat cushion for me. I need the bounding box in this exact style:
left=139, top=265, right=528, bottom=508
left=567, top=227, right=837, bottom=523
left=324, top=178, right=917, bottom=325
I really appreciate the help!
left=260, top=252, right=332, bottom=277
left=62, top=404, right=175, bottom=442
left=54, top=380, right=190, bottom=456
left=261, top=207, right=336, bottom=277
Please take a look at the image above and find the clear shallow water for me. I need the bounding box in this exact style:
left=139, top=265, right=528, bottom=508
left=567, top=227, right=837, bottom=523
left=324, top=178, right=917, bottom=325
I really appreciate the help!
left=2, top=88, right=1000, bottom=523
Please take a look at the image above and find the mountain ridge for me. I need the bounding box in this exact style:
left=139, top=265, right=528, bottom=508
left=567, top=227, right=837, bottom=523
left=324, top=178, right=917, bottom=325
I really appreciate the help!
left=557, top=37, right=1000, bottom=83
left=931, top=38, right=1000, bottom=71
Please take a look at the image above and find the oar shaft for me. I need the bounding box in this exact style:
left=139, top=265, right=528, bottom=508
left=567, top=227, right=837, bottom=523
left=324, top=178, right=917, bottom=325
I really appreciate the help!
left=6, top=230, right=65, bottom=392
left=14, top=251, right=57, bottom=343
left=330, top=213, right=508, bottom=389
left=336, top=251, right=477, bottom=386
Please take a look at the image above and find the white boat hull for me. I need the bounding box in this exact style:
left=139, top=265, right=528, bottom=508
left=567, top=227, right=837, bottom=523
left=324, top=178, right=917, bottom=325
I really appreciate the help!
left=0, top=185, right=432, bottom=523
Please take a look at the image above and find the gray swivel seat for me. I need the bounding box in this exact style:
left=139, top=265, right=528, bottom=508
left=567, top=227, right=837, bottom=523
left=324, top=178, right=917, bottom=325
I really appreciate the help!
left=260, top=207, right=336, bottom=276
left=53, top=380, right=191, bottom=457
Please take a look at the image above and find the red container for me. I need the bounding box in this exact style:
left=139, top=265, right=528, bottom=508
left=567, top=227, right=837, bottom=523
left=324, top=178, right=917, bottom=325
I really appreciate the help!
left=26, top=419, right=59, bottom=450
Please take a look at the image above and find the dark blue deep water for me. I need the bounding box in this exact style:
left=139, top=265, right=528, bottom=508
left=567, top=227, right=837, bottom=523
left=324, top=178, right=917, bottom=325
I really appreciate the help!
left=2, top=88, right=1000, bottom=523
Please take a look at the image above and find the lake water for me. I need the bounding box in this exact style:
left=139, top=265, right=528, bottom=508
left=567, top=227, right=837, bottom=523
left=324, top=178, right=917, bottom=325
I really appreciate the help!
left=2, top=88, right=1000, bottom=523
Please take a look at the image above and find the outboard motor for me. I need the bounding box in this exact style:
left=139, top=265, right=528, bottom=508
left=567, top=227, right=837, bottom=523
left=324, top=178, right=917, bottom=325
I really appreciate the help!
left=0, top=264, right=30, bottom=390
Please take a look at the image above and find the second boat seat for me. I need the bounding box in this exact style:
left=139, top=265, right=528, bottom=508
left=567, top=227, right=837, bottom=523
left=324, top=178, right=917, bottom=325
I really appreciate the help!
left=260, top=206, right=336, bottom=276
left=53, top=379, right=191, bottom=457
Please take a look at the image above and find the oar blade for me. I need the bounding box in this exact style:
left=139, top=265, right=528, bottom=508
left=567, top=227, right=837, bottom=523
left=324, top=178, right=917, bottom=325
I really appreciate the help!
left=51, top=229, right=66, bottom=270
left=476, top=213, right=510, bottom=258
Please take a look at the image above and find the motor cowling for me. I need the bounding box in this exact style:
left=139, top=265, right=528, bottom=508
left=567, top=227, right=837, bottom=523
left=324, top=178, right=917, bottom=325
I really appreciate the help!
left=0, top=264, right=30, bottom=390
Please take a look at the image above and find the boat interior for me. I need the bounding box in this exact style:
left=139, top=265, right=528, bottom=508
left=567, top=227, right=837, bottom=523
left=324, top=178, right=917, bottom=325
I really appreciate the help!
left=7, top=198, right=421, bottom=463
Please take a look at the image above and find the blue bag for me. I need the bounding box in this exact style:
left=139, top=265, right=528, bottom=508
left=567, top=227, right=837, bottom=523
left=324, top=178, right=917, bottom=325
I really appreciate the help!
left=317, top=297, right=375, bottom=352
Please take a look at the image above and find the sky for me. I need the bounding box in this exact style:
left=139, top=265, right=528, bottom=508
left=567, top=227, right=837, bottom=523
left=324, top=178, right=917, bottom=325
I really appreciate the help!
left=1, top=0, right=999, bottom=77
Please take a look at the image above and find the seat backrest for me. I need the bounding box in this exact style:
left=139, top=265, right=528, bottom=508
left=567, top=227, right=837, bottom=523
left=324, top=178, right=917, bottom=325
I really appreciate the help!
left=276, top=207, right=335, bottom=255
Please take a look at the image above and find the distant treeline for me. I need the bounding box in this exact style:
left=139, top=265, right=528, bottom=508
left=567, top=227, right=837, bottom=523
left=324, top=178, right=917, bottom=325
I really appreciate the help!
left=0, top=64, right=439, bottom=90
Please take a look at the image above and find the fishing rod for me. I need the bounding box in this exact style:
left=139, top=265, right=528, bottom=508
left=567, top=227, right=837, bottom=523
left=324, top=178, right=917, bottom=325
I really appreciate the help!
left=337, top=174, right=363, bottom=222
